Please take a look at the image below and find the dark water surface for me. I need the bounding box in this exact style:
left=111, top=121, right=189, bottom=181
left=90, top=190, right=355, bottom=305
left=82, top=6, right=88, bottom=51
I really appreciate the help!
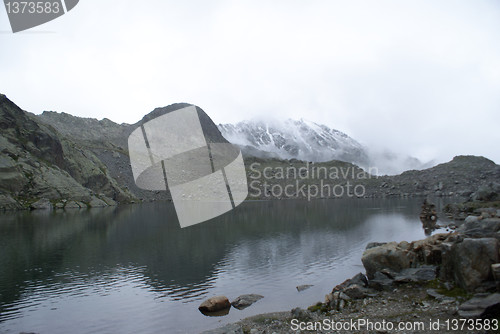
left=0, top=198, right=452, bottom=334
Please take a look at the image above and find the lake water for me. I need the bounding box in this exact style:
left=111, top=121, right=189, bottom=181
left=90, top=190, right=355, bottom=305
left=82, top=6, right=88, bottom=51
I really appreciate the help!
left=0, top=198, right=452, bottom=334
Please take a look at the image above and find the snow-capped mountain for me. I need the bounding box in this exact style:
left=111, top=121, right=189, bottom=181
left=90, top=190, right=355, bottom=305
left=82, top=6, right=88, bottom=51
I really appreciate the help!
left=218, top=118, right=432, bottom=175
left=218, top=118, right=370, bottom=167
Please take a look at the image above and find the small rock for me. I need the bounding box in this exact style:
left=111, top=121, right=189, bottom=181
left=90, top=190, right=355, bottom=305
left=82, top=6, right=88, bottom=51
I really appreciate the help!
left=338, top=292, right=351, bottom=301
left=296, top=284, right=313, bottom=292
left=199, top=296, right=231, bottom=313
left=231, top=294, right=264, bottom=310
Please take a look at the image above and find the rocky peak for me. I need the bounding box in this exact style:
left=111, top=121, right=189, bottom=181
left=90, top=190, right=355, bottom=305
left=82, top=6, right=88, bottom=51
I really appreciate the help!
left=0, top=94, right=65, bottom=168
left=135, top=103, right=229, bottom=144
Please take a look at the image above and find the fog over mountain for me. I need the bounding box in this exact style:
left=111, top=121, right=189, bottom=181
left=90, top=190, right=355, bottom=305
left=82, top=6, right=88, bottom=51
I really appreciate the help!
left=218, top=119, right=433, bottom=175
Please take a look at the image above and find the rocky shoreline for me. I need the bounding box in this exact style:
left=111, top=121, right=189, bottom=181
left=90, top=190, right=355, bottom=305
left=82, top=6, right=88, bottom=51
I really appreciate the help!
left=201, top=200, right=500, bottom=333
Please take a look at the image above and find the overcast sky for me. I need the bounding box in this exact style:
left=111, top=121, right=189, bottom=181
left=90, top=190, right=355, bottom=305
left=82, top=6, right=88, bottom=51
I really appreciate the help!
left=1, top=0, right=499, bottom=164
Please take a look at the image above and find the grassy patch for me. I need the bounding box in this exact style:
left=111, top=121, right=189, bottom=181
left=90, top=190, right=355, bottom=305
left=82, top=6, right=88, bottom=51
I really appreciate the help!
left=426, top=279, right=472, bottom=301
left=308, top=302, right=329, bottom=313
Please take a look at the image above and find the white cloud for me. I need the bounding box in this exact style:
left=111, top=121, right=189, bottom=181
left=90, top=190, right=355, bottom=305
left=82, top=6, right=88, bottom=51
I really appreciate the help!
left=0, top=0, right=499, bottom=164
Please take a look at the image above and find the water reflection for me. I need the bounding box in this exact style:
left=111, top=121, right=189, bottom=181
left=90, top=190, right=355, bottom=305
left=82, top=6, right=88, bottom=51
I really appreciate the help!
left=0, top=198, right=452, bottom=334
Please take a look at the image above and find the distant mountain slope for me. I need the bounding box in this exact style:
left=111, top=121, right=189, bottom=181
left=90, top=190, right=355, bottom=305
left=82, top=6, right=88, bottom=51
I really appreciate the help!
left=218, top=119, right=430, bottom=175
left=245, top=155, right=500, bottom=200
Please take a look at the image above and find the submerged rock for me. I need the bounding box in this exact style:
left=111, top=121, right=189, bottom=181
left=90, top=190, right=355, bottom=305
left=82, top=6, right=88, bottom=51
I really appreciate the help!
left=296, top=285, right=313, bottom=292
left=231, top=294, right=264, bottom=310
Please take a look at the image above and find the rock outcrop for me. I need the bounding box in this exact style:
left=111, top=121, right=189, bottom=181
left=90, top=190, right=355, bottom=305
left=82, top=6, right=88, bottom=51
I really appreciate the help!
left=0, top=94, right=135, bottom=210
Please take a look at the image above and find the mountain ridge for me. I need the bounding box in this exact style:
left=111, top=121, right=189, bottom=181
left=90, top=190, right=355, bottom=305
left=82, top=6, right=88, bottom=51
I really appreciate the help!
left=218, top=118, right=432, bottom=175
left=1, top=94, right=498, bottom=211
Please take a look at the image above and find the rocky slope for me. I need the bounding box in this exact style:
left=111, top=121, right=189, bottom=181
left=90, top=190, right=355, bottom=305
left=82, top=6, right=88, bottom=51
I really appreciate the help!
left=0, top=94, right=134, bottom=210
left=39, top=102, right=233, bottom=204
left=0, top=95, right=235, bottom=210
left=1, top=94, right=499, bottom=211
left=245, top=155, right=500, bottom=201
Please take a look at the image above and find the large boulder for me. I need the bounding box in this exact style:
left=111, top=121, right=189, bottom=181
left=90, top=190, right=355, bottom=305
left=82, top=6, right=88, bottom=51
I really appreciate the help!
left=199, top=296, right=231, bottom=313
left=442, top=238, right=499, bottom=291
left=361, top=242, right=411, bottom=279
